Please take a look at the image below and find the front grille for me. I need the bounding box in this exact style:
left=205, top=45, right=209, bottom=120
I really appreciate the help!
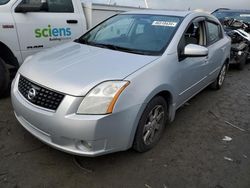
left=18, top=75, right=64, bottom=111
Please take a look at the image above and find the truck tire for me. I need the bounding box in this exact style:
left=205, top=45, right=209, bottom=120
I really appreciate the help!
left=0, top=58, right=10, bottom=98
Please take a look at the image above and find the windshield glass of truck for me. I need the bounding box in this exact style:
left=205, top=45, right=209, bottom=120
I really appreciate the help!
left=78, top=14, right=182, bottom=55
left=0, top=0, right=10, bottom=5
left=213, top=11, right=250, bottom=23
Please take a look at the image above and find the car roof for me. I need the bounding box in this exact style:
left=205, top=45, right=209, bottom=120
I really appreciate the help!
left=121, top=9, right=192, bottom=17
left=214, top=9, right=250, bottom=13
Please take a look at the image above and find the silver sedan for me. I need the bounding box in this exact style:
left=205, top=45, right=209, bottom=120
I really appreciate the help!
left=11, top=10, right=231, bottom=156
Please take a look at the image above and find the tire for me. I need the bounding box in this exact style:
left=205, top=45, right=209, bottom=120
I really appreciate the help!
left=245, top=48, right=250, bottom=64
left=0, top=58, right=10, bottom=98
left=237, top=50, right=248, bottom=70
left=237, top=56, right=246, bottom=70
left=133, top=96, right=168, bottom=152
left=210, top=63, right=227, bottom=90
left=247, top=56, right=250, bottom=64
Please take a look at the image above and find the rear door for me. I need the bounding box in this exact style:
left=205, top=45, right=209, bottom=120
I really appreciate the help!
left=205, top=21, right=225, bottom=82
left=12, top=0, right=86, bottom=62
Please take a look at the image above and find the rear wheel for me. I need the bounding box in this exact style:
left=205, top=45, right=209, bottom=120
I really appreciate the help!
left=0, top=58, right=10, bottom=98
left=210, top=63, right=227, bottom=90
left=133, top=96, right=168, bottom=152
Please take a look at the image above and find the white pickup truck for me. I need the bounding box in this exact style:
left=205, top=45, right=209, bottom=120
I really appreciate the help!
left=0, top=0, right=143, bottom=96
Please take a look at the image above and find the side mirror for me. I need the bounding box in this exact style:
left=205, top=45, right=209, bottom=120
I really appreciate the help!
left=15, top=0, right=48, bottom=13
left=184, top=44, right=208, bottom=57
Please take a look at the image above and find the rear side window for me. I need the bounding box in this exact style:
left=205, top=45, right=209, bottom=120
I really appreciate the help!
left=206, top=22, right=222, bottom=45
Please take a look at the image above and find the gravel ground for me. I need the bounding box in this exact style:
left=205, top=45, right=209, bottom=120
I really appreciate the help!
left=0, top=64, right=250, bottom=188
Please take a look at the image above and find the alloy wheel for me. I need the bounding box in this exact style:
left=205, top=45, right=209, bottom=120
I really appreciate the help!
left=143, top=105, right=165, bottom=145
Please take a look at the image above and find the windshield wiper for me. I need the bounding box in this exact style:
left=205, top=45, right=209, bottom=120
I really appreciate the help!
left=91, top=43, right=152, bottom=55
left=75, top=40, right=115, bottom=49
left=76, top=40, right=155, bottom=55
left=114, top=47, right=154, bottom=55
left=91, top=43, right=120, bottom=50
left=75, top=38, right=91, bottom=45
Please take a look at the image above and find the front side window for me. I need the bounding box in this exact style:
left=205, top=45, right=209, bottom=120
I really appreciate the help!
left=206, top=22, right=221, bottom=45
left=78, top=14, right=182, bottom=55
left=178, top=20, right=206, bottom=59
left=0, top=0, right=10, bottom=5
left=19, top=0, right=41, bottom=6
left=47, top=0, right=74, bottom=13
left=19, top=0, right=74, bottom=12
left=183, top=21, right=206, bottom=46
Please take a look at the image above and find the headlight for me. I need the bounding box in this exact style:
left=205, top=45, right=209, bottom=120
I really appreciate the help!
left=77, top=81, right=130, bottom=114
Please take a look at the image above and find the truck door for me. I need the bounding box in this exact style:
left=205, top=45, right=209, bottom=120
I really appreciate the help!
left=12, top=0, right=86, bottom=62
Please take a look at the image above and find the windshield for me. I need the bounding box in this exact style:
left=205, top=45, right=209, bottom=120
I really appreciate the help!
left=213, top=11, right=250, bottom=23
left=77, top=14, right=182, bottom=55
left=0, top=0, right=10, bottom=5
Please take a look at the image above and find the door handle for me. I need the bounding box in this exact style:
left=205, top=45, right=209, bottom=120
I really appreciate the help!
left=204, top=56, right=209, bottom=63
left=67, top=20, right=78, bottom=24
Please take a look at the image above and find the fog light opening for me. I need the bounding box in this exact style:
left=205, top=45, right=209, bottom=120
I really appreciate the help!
left=77, top=140, right=93, bottom=151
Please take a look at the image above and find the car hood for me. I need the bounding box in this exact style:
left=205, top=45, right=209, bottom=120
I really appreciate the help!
left=19, top=42, right=159, bottom=96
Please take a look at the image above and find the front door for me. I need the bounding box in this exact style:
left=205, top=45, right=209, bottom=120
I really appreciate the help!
left=12, top=0, right=85, bottom=62
left=176, top=19, right=208, bottom=107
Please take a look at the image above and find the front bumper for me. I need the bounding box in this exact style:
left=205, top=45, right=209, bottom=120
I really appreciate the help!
left=11, top=74, right=142, bottom=157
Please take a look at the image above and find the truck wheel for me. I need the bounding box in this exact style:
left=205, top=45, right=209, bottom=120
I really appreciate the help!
left=0, top=58, right=10, bottom=98
left=133, top=96, right=168, bottom=152
left=210, top=63, right=227, bottom=90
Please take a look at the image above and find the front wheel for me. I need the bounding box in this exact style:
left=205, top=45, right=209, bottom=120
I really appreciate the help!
left=133, top=96, right=168, bottom=152
left=210, top=63, right=227, bottom=90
